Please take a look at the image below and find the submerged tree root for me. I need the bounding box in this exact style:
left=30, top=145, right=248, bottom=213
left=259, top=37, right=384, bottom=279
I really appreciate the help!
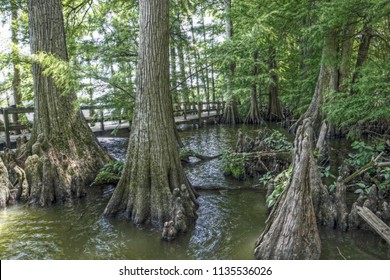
left=0, top=133, right=111, bottom=208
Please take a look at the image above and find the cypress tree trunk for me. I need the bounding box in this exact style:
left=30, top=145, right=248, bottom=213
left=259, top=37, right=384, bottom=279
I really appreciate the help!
left=25, top=0, right=111, bottom=206
left=245, top=50, right=263, bottom=124
left=339, top=23, right=356, bottom=92
left=254, top=119, right=321, bottom=260
left=266, top=45, right=284, bottom=121
left=10, top=0, right=22, bottom=129
left=350, top=24, right=372, bottom=95
left=104, top=0, right=198, bottom=239
left=220, top=0, right=242, bottom=124
left=170, top=45, right=178, bottom=103
left=189, top=17, right=201, bottom=102
left=175, top=15, right=189, bottom=103
left=0, top=157, right=11, bottom=209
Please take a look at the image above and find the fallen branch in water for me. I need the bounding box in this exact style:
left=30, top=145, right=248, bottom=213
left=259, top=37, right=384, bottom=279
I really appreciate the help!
left=232, top=151, right=291, bottom=161
left=180, top=149, right=221, bottom=162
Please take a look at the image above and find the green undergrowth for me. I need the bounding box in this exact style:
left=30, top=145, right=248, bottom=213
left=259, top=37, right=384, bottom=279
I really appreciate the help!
left=91, top=160, right=124, bottom=186
left=263, top=130, right=293, bottom=152
left=347, top=141, right=390, bottom=193
left=221, top=150, right=246, bottom=180
left=265, top=167, right=292, bottom=208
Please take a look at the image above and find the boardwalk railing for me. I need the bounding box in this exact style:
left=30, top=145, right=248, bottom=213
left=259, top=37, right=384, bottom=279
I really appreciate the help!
left=173, top=101, right=225, bottom=120
left=0, top=101, right=225, bottom=148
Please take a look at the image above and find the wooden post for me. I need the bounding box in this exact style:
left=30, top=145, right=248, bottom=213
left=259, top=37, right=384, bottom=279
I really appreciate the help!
left=207, top=102, right=210, bottom=116
left=10, top=104, right=20, bottom=131
left=183, top=103, right=187, bottom=120
left=3, top=108, right=11, bottom=148
left=100, top=109, right=105, bottom=131
left=217, top=102, right=220, bottom=116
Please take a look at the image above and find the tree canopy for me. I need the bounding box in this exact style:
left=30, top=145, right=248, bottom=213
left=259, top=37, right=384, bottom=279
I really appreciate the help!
left=0, top=0, right=389, bottom=136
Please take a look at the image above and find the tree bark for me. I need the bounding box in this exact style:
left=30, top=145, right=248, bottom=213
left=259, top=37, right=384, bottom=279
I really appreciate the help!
left=0, top=157, right=11, bottom=209
left=339, top=23, right=356, bottom=91
left=170, top=44, right=179, bottom=103
left=177, top=24, right=189, bottom=103
left=266, top=45, right=284, bottom=121
left=254, top=118, right=321, bottom=260
left=350, top=24, right=372, bottom=94
left=220, top=0, right=241, bottom=124
left=221, top=97, right=242, bottom=124
left=10, top=0, right=22, bottom=129
left=245, top=50, right=263, bottom=124
left=103, top=0, right=198, bottom=239
left=26, top=0, right=111, bottom=206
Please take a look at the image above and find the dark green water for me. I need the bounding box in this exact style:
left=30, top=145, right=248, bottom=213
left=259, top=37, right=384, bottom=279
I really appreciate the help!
left=0, top=124, right=389, bottom=259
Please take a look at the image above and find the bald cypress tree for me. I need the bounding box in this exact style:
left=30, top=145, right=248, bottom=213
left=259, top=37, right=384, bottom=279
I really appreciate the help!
left=104, top=0, right=198, bottom=239
left=25, top=0, right=111, bottom=206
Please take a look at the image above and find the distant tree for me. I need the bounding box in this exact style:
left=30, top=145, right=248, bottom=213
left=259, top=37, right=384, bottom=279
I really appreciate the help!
left=266, top=45, right=284, bottom=121
left=220, top=0, right=242, bottom=124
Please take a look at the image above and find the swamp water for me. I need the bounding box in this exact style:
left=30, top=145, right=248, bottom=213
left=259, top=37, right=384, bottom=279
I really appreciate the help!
left=0, top=124, right=389, bottom=259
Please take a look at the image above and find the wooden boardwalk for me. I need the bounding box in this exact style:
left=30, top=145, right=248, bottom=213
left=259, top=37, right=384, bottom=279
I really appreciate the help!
left=90, top=109, right=221, bottom=136
left=0, top=102, right=224, bottom=149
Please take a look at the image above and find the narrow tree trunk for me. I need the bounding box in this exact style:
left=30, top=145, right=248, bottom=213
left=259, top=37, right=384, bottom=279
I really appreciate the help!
left=201, top=13, right=210, bottom=106
left=186, top=45, right=196, bottom=103
left=189, top=17, right=201, bottom=102
left=266, top=45, right=284, bottom=121
left=220, top=0, right=241, bottom=124
left=25, top=0, right=111, bottom=206
left=254, top=119, right=321, bottom=260
left=10, top=0, right=22, bottom=129
left=210, top=25, right=216, bottom=103
left=339, top=23, right=356, bottom=91
left=211, top=60, right=216, bottom=103
left=245, top=50, right=263, bottom=124
left=170, top=45, right=179, bottom=103
left=177, top=28, right=189, bottom=103
left=350, top=24, right=372, bottom=94
left=104, top=0, right=198, bottom=239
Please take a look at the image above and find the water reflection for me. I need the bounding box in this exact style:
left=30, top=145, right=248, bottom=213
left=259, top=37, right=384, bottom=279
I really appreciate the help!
left=0, top=124, right=388, bottom=260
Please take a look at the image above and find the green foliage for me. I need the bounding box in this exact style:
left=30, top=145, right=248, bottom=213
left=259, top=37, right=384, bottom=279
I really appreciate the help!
left=319, top=165, right=336, bottom=179
left=221, top=150, right=246, bottom=180
left=328, top=183, right=336, bottom=193
left=354, top=182, right=371, bottom=196
left=179, top=148, right=191, bottom=159
left=263, top=131, right=292, bottom=152
left=92, top=171, right=121, bottom=186
left=378, top=168, right=390, bottom=190
left=324, top=59, right=390, bottom=135
left=347, top=141, right=384, bottom=169
left=100, top=160, right=124, bottom=174
left=258, top=172, right=272, bottom=186
left=345, top=141, right=390, bottom=192
left=31, top=52, right=79, bottom=96
left=266, top=167, right=292, bottom=208
left=91, top=160, right=124, bottom=186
